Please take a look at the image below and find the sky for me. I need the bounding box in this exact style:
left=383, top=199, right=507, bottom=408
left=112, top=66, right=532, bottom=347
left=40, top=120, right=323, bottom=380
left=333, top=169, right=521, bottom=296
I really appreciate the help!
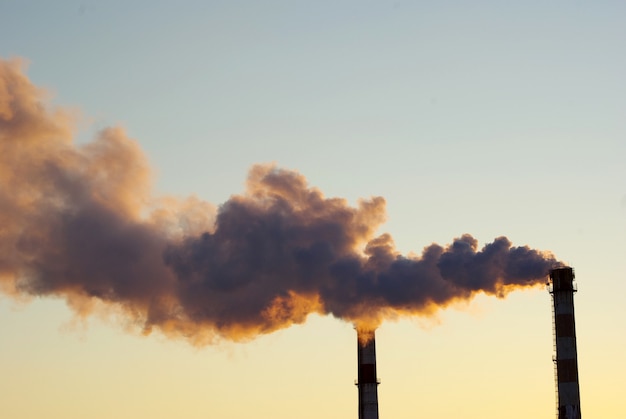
left=0, top=1, right=625, bottom=418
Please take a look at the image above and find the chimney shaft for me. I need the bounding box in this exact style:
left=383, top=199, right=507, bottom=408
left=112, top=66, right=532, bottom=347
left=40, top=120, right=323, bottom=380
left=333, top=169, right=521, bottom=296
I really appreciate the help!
left=549, top=267, right=581, bottom=419
left=356, top=328, right=380, bottom=419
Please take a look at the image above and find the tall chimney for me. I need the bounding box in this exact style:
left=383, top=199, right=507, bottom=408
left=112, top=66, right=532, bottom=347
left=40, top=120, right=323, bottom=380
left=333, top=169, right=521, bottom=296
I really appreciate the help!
left=549, top=267, right=581, bottom=419
left=356, top=328, right=380, bottom=419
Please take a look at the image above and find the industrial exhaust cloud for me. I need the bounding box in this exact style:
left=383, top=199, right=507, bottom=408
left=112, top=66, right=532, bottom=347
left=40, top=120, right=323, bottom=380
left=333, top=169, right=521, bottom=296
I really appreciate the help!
left=0, top=59, right=562, bottom=345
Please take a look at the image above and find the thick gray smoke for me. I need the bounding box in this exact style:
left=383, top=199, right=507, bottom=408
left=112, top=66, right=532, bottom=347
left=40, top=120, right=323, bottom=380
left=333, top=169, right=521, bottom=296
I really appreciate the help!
left=0, top=58, right=562, bottom=344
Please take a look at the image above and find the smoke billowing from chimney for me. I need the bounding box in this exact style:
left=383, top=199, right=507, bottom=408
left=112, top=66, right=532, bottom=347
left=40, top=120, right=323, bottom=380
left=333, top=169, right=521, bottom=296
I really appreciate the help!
left=0, top=59, right=562, bottom=344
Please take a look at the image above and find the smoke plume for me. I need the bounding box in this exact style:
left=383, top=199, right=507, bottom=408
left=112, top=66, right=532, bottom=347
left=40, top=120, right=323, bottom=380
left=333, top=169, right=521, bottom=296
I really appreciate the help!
left=0, top=58, right=561, bottom=344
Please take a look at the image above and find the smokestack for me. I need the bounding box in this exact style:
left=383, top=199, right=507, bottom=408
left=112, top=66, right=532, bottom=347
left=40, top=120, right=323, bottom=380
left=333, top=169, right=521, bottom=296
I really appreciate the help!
left=356, top=328, right=380, bottom=419
left=549, top=267, right=581, bottom=419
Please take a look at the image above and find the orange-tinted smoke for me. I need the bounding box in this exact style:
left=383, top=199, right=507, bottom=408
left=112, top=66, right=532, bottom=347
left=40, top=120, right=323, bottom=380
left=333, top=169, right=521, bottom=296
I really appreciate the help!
left=0, top=59, right=562, bottom=345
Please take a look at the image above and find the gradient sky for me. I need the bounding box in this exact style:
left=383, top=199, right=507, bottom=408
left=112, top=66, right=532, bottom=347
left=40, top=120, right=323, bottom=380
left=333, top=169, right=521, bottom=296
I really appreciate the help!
left=1, top=1, right=625, bottom=418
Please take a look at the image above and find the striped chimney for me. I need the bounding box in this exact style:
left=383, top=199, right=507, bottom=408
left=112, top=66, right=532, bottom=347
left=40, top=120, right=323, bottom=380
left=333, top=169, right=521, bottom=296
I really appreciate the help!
left=549, top=267, right=581, bottom=419
left=356, top=328, right=380, bottom=419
